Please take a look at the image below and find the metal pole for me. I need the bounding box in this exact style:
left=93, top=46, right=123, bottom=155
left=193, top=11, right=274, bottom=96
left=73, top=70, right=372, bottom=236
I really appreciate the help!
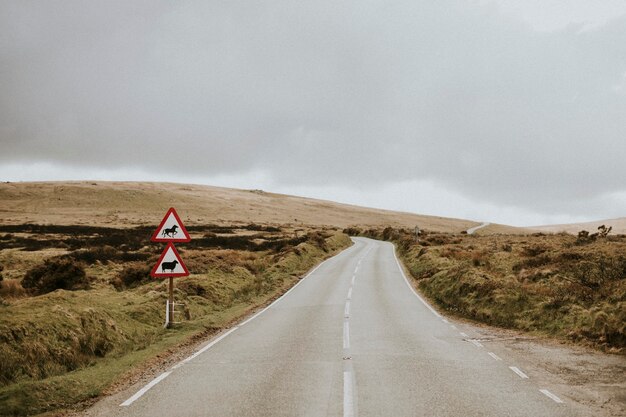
left=168, top=276, right=174, bottom=328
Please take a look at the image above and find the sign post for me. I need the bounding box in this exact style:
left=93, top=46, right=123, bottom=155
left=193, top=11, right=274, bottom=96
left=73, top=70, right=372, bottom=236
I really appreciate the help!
left=168, top=277, right=174, bottom=325
left=151, top=208, right=191, bottom=328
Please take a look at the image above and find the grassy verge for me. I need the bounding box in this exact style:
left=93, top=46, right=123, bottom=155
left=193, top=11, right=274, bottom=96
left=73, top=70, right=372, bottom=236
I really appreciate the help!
left=0, top=228, right=351, bottom=416
left=354, top=227, right=625, bottom=353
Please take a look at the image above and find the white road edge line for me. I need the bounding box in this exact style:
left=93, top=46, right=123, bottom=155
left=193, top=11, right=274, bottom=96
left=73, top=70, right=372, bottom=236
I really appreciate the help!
left=391, top=244, right=442, bottom=318
left=344, top=371, right=355, bottom=417
left=351, top=275, right=356, bottom=285
left=540, top=389, right=564, bottom=403
left=176, top=327, right=239, bottom=366
left=121, top=246, right=352, bottom=407
left=343, top=321, right=350, bottom=349
left=487, top=352, right=502, bottom=361
left=120, top=371, right=172, bottom=406
left=237, top=244, right=351, bottom=328
left=450, top=325, right=457, bottom=330
left=460, top=332, right=469, bottom=338
left=509, top=366, right=529, bottom=379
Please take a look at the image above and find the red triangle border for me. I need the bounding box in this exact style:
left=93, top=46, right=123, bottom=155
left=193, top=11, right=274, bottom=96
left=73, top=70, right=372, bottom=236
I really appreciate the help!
left=150, top=242, right=190, bottom=278
left=150, top=207, right=192, bottom=243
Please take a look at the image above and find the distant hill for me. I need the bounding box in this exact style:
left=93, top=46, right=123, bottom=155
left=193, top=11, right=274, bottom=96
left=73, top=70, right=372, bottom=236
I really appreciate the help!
left=0, top=181, right=525, bottom=233
left=533, top=217, right=626, bottom=235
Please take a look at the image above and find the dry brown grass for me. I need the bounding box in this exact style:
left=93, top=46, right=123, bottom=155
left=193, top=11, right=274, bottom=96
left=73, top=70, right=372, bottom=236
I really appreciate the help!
left=0, top=222, right=351, bottom=416
left=533, top=217, right=626, bottom=235
left=364, top=228, right=626, bottom=352
left=0, top=280, right=26, bottom=299
left=0, top=181, right=526, bottom=233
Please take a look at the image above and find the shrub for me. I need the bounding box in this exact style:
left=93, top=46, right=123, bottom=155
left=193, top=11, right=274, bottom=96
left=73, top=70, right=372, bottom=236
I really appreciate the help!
left=177, top=280, right=207, bottom=297
left=513, top=254, right=552, bottom=272
left=0, top=279, right=26, bottom=298
left=559, top=252, right=582, bottom=261
left=382, top=227, right=399, bottom=241
left=69, top=246, right=151, bottom=264
left=0, top=263, right=3, bottom=282
left=115, top=264, right=151, bottom=289
left=306, top=231, right=328, bottom=251
left=70, top=246, right=118, bottom=264
left=22, top=258, right=89, bottom=295
left=522, top=245, right=547, bottom=257
left=576, top=230, right=598, bottom=245
left=597, top=225, right=612, bottom=238
left=471, top=251, right=489, bottom=267
left=342, top=227, right=362, bottom=236
left=424, top=234, right=453, bottom=246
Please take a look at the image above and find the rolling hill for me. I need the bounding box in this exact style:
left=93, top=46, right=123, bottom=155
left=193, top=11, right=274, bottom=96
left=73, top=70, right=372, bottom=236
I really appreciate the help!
left=0, top=181, right=525, bottom=233
left=533, top=217, right=626, bottom=235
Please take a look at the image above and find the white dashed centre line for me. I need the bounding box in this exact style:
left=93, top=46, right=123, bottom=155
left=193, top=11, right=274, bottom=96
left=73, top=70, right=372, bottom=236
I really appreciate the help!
left=120, top=244, right=353, bottom=408
left=344, top=301, right=351, bottom=318
left=509, top=366, right=529, bottom=379
left=540, top=389, right=564, bottom=403
left=343, top=321, right=350, bottom=349
left=344, top=371, right=355, bottom=417
left=347, top=287, right=352, bottom=300
left=487, top=352, right=502, bottom=361
left=460, top=332, right=469, bottom=338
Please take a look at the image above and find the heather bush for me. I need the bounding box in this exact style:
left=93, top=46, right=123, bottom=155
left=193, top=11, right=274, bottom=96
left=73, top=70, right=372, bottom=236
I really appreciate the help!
left=22, top=258, right=89, bottom=295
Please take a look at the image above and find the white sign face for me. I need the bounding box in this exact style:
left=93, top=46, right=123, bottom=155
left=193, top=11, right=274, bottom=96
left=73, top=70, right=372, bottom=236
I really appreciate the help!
left=151, top=207, right=191, bottom=242
left=150, top=243, right=189, bottom=277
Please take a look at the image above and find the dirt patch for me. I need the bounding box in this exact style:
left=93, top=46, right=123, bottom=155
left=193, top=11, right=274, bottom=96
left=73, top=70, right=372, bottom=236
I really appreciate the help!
left=465, top=323, right=626, bottom=417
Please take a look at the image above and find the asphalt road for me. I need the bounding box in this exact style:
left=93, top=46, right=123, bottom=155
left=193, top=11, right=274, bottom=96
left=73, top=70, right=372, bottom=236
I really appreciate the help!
left=90, top=237, right=581, bottom=417
left=466, top=222, right=491, bottom=234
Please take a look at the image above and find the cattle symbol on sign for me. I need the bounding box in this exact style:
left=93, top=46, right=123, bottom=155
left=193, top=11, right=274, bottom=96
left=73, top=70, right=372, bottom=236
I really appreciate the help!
left=151, top=207, right=191, bottom=243
left=150, top=243, right=189, bottom=278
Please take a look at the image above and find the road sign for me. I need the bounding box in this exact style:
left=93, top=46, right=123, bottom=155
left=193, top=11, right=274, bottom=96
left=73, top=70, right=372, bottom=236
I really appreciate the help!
left=150, top=243, right=190, bottom=278
left=151, top=207, right=191, bottom=242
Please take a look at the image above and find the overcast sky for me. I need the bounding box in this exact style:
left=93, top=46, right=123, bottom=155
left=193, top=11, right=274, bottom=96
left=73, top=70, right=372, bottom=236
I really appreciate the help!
left=1, top=1, right=625, bottom=226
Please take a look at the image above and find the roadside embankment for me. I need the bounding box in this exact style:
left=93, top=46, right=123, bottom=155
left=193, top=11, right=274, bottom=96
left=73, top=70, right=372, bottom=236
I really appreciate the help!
left=354, top=227, right=625, bottom=353
left=0, top=225, right=351, bottom=416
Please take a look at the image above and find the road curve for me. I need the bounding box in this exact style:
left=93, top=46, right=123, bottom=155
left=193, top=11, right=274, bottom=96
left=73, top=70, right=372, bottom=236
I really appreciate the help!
left=467, top=222, right=491, bottom=234
left=87, top=238, right=580, bottom=417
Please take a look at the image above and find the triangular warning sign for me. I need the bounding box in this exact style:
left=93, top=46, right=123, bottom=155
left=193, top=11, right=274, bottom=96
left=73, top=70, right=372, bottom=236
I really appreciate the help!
left=150, top=243, right=190, bottom=278
left=151, top=207, right=191, bottom=243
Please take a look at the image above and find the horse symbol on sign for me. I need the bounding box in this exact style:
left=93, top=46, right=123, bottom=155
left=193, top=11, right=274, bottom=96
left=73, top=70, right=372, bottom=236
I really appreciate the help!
left=150, top=207, right=191, bottom=243
left=161, top=225, right=179, bottom=238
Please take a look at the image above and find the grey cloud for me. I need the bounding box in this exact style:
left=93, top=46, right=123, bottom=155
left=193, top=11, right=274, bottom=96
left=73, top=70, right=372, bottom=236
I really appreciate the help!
left=1, top=1, right=626, bottom=219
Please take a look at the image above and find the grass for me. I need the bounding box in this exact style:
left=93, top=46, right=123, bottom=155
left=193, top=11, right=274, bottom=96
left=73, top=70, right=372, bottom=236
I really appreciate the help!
left=0, top=181, right=515, bottom=232
left=357, top=227, right=626, bottom=353
left=0, top=225, right=351, bottom=416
